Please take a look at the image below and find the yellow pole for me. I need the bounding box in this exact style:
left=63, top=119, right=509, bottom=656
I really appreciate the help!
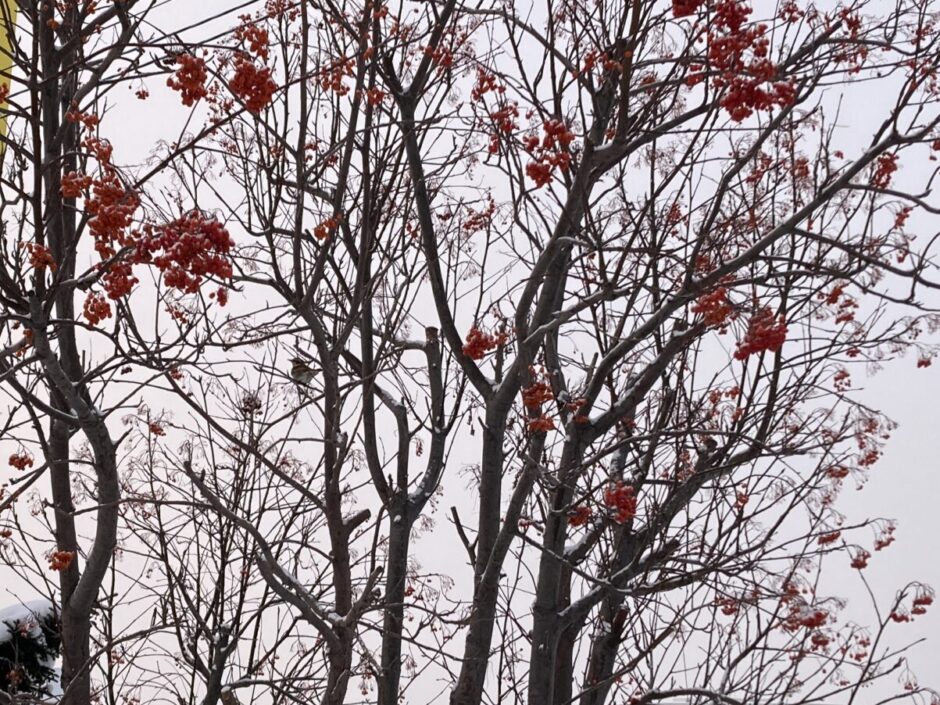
left=0, top=0, right=17, bottom=143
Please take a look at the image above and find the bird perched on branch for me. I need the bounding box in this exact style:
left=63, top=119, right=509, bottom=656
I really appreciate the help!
left=290, top=357, right=316, bottom=387
left=152, top=34, right=190, bottom=69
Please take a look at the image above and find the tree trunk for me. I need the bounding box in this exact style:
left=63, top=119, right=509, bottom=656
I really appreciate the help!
left=379, top=500, right=411, bottom=705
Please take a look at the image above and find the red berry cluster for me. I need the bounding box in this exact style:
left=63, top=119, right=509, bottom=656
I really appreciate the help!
left=263, top=0, right=300, bottom=21
left=705, top=385, right=741, bottom=422
left=522, top=370, right=557, bottom=432
left=672, top=0, right=705, bottom=16
left=854, top=414, right=891, bottom=470
left=462, top=326, right=509, bottom=360
left=871, top=152, right=898, bottom=189
left=873, top=521, right=896, bottom=551
left=83, top=291, right=112, bottom=326
left=718, top=72, right=796, bottom=123
left=567, top=505, right=593, bottom=527
left=318, top=57, right=355, bottom=96
left=64, top=104, right=100, bottom=131
left=824, top=284, right=845, bottom=305
left=75, top=138, right=144, bottom=299
left=850, top=549, right=870, bottom=569
left=712, top=2, right=796, bottom=122
left=211, top=287, right=229, bottom=306
left=8, top=452, right=34, bottom=470
left=521, top=381, right=553, bottom=409
left=487, top=103, right=519, bottom=154
left=891, top=608, right=912, bottom=623
left=422, top=26, right=469, bottom=72
left=831, top=294, right=858, bottom=324
left=576, top=49, right=623, bottom=79
left=714, top=595, right=739, bottom=616
left=826, top=465, right=849, bottom=480
left=48, top=550, right=75, bottom=572
left=848, top=633, right=871, bottom=662
left=565, top=397, right=588, bottom=413
left=102, top=263, right=138, bottom=300
left=679, top=1, right=796, bottom=122
left=166, top=304, right=190, bottom=324
left=462, top=198, right=496, bottom=233
left=25, top=243, right=56, bottom=272
left=603, top=482, right=637, bottom=523
left=832, top=368, right=851, bottom=392
left=745, top=152, right=775, bottom=184
left=733, top=307, right=787, bottom=360
left=527, top=415, right=555, bottom=433
left=86, top=173, right=140, bottom=258
left=135, top=211, right=235, bottom=294
left=524, top=119, right=575, bottom=188
left=778, top=1, right=804, bottom=23
left=167, top=54, right=209, bottom=106
left=833, top=8, right=867, bottom=71
left=691, top=286, right=734, bottom=329
left=665, top=202, right=684, bottom=226
left=471, top=68, right=504, bottom=101
left=83, top=135, right=113, bottom=163
left=782, top=603, right=828, bottom=632
left=894, top=207, right=912, bottom=230
left=234, top=17, right=270, bottom=60
left=229, top=56, right=277, bottom=113
left=364, top=87, right=386, bottom=106
left=313, top=214, right=342, bottom=240
left=15, top=329, right=32, bottom=357
left=912, top=586, right=935, bottom=616
left=61, top=171, right=93, bottom=198
left=423, top=44, right=454, bottom=69
left=809, top=631, right=831, bottom=651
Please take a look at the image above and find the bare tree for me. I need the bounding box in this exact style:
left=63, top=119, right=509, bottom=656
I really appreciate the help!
left=2, top=2, right=940, bottom=705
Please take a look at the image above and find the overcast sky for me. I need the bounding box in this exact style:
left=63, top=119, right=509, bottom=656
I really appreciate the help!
left=3, top=0, right=938, bottom=700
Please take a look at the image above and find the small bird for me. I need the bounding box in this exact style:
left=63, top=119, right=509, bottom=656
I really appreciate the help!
left=290, top=357, right=316, bottom=386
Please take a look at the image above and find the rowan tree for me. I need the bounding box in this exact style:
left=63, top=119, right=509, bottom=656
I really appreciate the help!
left=1, top=1, right=940, bottom=705
left=0, top=1, right=239, bottom=703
